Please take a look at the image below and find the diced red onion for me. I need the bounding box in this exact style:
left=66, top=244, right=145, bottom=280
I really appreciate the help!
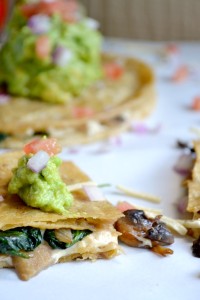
left=67, top=147, right=80, bottom=154
left=28, top=14, right=51, bottom=34
left=177, top=195, right=188, bottom=214
left=27, top=150, right=50, bottom=173
left=83, top=185, right=106, bottom=201
left=131, top=123, right=161, bottom=134
left=0, top=195, right=4, bottom=202
left=108, top=136, right=123, bottom=146
left=132, top=123, right=149, bottom=134
left=85, top=18, right=100, bottom=30
left=0, top=94, right=10, bottom=105
left=52, top=46, right=73, bottom=67
left=173, top=153, right=194, bottom=176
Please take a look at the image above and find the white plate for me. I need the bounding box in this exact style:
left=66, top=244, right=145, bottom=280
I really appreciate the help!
left=1, top=40, right=200, bottom=300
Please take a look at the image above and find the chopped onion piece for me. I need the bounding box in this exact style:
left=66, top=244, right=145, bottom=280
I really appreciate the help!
left=108, top=136, right=123, bottom=147
left=177, top=195, right=188, bottom=214
left=55, top=229, right=73, bottom=243
left=0, top=195, right=4, bottom=202
left=27, top=150, right=50, bottom=173
left=52, top=46, right=73, bottom=67
left=0, top=94, right=10, bottom=105
left=85, top=18, right=100, bottom=30
left=83, top=185, right=106, bottom=201
left=28, top=14, right=51, bottom=34
left=173, top=153, right=194, bottom=176
left=131, top=122, right=161, bottom=135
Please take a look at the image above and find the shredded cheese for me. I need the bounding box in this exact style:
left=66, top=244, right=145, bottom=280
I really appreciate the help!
left=142, top=210, right=187, bottom=236
left=190, top=127, right=200, bottom=136
left=116, top=184, right=161, bottom=203
left=133, top=204, right=162, bottom=214
left=178, top=219, right=200, bottom=229
left=52, top=229, right=119, bottom=262
left=87, top=120, right=105, bottom=136
left=160, top=216, right=187, bottom=236
left=67, top=181, right=97, bottom=192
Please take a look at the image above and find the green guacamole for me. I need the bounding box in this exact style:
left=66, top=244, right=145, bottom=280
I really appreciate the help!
left=8, top=154, right=73, bottom=214
left=0, top=3, right=103, bottom=103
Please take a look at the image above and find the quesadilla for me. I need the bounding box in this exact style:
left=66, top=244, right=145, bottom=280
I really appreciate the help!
left=177, top=141, right=200, bottom=256
left=0, top=54, right=155, bottom=149
left=0, top=149, right=122, bottom=280
left=0, top=0, right=156, bottom=148
left=186, top=141, right=200, bottom=215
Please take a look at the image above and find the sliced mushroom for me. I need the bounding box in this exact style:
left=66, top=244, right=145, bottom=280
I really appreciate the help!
left=115, top=209, right=174, bottom=256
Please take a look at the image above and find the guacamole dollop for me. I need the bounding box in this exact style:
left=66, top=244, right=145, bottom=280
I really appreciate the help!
left=8, top=154, right=73, bottom=214
left=0, top=1, right=103, bottom=104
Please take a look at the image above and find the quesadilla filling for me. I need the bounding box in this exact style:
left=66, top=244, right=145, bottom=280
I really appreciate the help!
left=0, top=225, right=120, bottom=280
left=0, top=227, right=91, bottom=259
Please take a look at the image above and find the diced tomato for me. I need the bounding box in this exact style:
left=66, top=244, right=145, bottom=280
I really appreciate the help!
left=172, top=65, right=189, bottom=83
left=191, top=96, right=200, bottom=111
left=116, top=201, right=135, bottom=213
left=21, top=0, right=78, bottom=23
left=104, top=62, right=124, bottom=80
left=0, top=0, right=7, bottom=30
left=165, top=43, right=180, bottom=55
left=35, top=35, right=51, bottom=59
left=24, top=138, right=61, bottom=156
left=71, top=106, right=94, bottom=118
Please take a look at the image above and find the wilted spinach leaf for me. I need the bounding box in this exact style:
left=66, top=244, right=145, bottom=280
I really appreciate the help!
left=44, top=229, right=91, bottom=250
left=0, top=227, right=42, bottom=258
left=0, top=133, right=8, bottom=142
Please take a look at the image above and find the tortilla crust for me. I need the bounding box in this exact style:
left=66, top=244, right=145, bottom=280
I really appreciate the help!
left=187, top=141, right=200, bottom=213
left=0, top=54, right=156, bottom=148
left=0, top=151, right=122, bottom=231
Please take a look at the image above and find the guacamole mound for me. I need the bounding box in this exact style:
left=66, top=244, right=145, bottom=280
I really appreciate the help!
left=0, top=1, right=103, bottom=104
left=8, top=154, right=73, bottom=214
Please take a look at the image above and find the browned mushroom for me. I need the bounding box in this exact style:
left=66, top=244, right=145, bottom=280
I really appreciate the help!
left=115, top=209, right=174, bottom=256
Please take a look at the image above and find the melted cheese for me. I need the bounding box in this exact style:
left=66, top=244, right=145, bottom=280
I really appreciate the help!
left=52, top=229, right=119, bottom=262
left=0, top=255, right=13, bottom=267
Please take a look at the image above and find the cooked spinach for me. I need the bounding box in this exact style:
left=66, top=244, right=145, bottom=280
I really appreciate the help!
left=44, top=229, right=91, bottom=250
left=0, top=227, right=42, bottom=258
left=33, top=131, right=49, bottom=137
left=0, top=133, right=8, bottom=142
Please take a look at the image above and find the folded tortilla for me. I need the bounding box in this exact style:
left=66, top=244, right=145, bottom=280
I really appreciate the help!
left=0, top=54, right=156, bottom=148
left=187, top=141, right=200, bottom=214
left=0, top=151, right=122, bottom=280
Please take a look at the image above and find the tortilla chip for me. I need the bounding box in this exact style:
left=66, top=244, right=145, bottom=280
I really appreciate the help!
left=0, top=54, right=156, bottom=148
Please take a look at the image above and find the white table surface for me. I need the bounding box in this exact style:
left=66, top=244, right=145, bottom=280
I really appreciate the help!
left=1, top=38, right=200, bottom=300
